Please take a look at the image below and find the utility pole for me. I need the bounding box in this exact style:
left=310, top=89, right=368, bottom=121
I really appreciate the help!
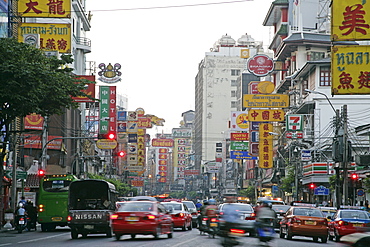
left=342, top=105, right=349, bottom=205
left=41, top=116, right=48, bottom=170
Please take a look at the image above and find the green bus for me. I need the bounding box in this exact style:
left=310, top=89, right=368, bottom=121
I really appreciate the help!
left=38, top=174, right=78, bottom=231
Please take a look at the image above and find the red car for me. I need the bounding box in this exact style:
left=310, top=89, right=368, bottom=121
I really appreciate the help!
left=328, top=209, right=370, bottom=242
left=162, top=202, right=193, bottom=230
left=111, top=200, right=173, bottom=240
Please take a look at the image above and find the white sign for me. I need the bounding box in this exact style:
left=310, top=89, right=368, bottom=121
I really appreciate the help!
left=301, top=150, right=312, bottom=161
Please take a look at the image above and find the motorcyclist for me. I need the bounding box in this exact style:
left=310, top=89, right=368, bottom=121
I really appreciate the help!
left=25, top=200, right=37, bottom=231
left=15, top=203, right=27, bottom=229
left=219, top=196, right=241, bottom=245
left=205, top=199, right=218, bottom=230
left=198, top=200, right=209, bottom=231
left=255, top=202, right=276, bottom=230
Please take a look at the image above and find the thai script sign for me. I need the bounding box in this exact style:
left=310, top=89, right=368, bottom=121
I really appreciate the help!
left=18, top=0, right=71, bottom=18
left=230, top=142, right=249, bottom=151
left=18, top=23, right=71, bottom=53
left=152, top=138, right=174, bottom=147
left=230, top=133, right=249, bottom=141
left=172, top=128, right=192, bottom=138
left=230, top=151, right=257, bottom=160
left=243, top=94, right=289, bottom=108
left=332, top=45, right=370, bottom=95
left=332, top=0, right=370, bottom=41
left=248, top=109, right=285, bottom=122
left=23, top=134, right=62, bottom=150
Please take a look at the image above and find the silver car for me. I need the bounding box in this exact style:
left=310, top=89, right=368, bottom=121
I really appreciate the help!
left=182, top=201, right=199, bottom=228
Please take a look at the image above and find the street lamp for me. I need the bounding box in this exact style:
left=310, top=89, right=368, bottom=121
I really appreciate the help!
left=304, top=89, right=338, bottom=118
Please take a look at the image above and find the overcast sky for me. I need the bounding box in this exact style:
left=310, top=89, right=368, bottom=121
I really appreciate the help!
left=86, top=0, right=272, bottom=136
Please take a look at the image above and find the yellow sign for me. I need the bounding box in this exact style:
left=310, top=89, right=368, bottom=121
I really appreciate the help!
left=248, top=109, right=285, bottom=122
left=18, top=23, right=71, bottom=53
left=243, top=94, right=289, bottom=108
left=96, top=139, right=117, bottom=150
left=18, top=0, right=71, bottom=18
left=257, top=81, right=275, bottom=94
left=332, top=45, right=370, bottom=95
left=332, top=0, right=370, bottom=41
left=259, top=123, right=273, bottom=169
left=240, top=49, right=250, bottom=58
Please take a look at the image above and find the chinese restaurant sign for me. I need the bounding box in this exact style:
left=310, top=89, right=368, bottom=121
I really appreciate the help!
left=332, top=0, right=370, bottom=41
left=18, top=23, right=71, bottom=53
left=99, top=86, right=116, bottom=135
left=18, top=0, right=71, bottom=18
left=259, top=123, right=273, bottom=169
left=230, top=112, right=249, bottom=131
left=332, top=45, right=370, bottom=95
left=243, top=94, right=289, bottom=108
left=248, top=109, right=285, bottom=122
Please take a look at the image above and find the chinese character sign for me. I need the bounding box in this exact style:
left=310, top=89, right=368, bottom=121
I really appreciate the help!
left=230, top=111, right=249, bottom=131
left=18, top=0, right=71, bottom=18
left=248, top=109, right=285, bottom=122
left=18, top=23, right=71, bottom=53
left=332, top=45, right=370, bottom=94
left=332, top=0, right=370, bottom=41
left=258, top=123, right=273, bottom=169
left=99, top=86, right=116, bottom=135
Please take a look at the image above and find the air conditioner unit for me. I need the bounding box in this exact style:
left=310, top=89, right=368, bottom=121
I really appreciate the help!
left=23, top=34, right=40, bottom=48
left=355, top=155, right=370, bottom=166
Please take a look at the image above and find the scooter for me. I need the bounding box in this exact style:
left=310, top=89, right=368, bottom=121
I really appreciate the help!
left=256, top=218, right=275, bottom=245
left=26, top=216, right=37, bottom=231
left=220, top=228, right=245, bottom=247
left=16, top=215, right=27, bottom=233
left=206, top=217, right=219, bottom=238
left=199, top=216, right=209, bottom=235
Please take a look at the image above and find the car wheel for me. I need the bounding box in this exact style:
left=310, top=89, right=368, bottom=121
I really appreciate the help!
left=313, top=236, right=319, bottom=242
left=188, top=221, right=192, bottom=230
left=153, top=226, right=160, bottom=239
left=335, top=234, right=341, bottom=242
left=168, top=224, right=174, bottom=238
left=286, top=228, right=293, bottom=240
left=321, top=236, right=328, bottom=243
left=279, top=227, right=285, bottom=239
left=131, top=234, right=136, bottom=239
left=115, top=234, right=121, bottom=240
left=106, top=227, right=112, bottom=238
left=182, top=223, right=187, bottom=231
left=71, top=229, right=78, bottom=239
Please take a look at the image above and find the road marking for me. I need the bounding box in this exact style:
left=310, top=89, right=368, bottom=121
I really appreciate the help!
left=17, top=233, right=69, bottom=244
left=171, top=234, right=202, bottom=247
left=0, top=243, right=12, bottom=246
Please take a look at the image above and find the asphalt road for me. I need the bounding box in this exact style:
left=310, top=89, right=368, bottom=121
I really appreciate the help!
left=0, top=225, right=348, bottom=247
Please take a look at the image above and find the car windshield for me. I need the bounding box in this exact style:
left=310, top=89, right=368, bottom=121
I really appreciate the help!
left=163, top=203, right=182, bottom=211
left=341, top=211, right=369, bottom=219
left=272, top=205, right=290, bottom=213
left=293, top=208, right=323, bottom=217
left=223, top=204, right=253, bottom=212
left=183, top=202, right=195, bottom=209
left=117, top=202, right=154, bottom=212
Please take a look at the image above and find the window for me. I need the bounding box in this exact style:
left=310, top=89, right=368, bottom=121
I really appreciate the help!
left=320, top=66, right=331, bottom=86
left=231, top=101, right=237, bottom=108
left=231, top=80, right=237, bottom=86
left=231, top=90, right=236, bottom=97
left=231, top=69, right=240, bottom=76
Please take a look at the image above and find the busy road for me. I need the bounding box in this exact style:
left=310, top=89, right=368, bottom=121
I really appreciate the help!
left=0, top=226, right=347, bottom=247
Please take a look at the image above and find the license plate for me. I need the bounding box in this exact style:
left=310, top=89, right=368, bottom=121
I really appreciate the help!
left=51, top=217, right=62, bottom=222
left=305, top=220, right=316, bottom=225
left=126, top=216, right=139, bottom=221
left=84, top=225, right=94, bottom=230
left=19, top=220, right=24, bottom=224
left=230, top=232, right=244, bottom=237
left=353, top=223, right=363, bottom=227
left=210, top=223, right=218, bottom=227
left=202, top=221, right=207, bottom=224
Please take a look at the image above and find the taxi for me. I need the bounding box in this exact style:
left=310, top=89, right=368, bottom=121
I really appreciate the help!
left=162, top=201, right=193, bottom=231
left=319, top=207, right=337, bottom=222
left=279, top=205, right=328, bottom=243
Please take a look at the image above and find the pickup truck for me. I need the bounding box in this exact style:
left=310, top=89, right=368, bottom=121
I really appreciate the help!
left=67, top=179, right=118, bottom=239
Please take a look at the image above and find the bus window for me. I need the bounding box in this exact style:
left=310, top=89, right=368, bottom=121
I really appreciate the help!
left=43, top=180, right=72, bottom=192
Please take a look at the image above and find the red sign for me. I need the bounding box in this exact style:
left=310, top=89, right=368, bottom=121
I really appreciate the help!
left=247, top=54, right=274, bottom=77
left=231, top=133, right=249, bottom=141
left=131, top=180, right=144, bottom=187
left=23, top=134, right=63, bottom=150
left=138, top=117, right=152, bottom=129
left=184, top=170, right=200, bottom=176
left=72, top=75, right=96, bottom=102
left=152, top=138, right=174, bottom=147
left=24, top=114, right=44, bottom=130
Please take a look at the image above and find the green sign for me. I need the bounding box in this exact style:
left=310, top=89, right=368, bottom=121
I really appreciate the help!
left=5, top=171, right=28, bottom=179
left=230, top=141, right=249, bottom=151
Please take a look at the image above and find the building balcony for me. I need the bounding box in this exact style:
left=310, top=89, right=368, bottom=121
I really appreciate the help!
left=74, top=36, right=91, bottom=53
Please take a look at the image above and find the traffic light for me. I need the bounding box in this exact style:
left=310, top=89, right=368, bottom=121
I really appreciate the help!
left=309, top=183, right=315, bottom=189
left=351, top=173, right=359, bottom=180
left=117, top=151, right=126, bottom=157
left=98, top=132, right=116, bottom=140
left=38, top=169, right=45, bottom=177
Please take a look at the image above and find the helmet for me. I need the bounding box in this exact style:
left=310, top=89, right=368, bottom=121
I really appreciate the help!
left=203, top=200, right=209, bottom=205
left=208, top=199, right=216, bottom=205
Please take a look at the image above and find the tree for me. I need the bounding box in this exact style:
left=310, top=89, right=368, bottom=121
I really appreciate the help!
left=280, top=166, right=295, bottom=193
left=0, top=38, right=94, bottom=212
left=239, top=186, right=256, bottom=203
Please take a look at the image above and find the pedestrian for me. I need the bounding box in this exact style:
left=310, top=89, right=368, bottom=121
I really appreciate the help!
left=365, top=200, right=369, bottom=210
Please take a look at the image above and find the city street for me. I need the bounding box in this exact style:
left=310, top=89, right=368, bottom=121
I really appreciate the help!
left=0, top=226, right=346, bottom=247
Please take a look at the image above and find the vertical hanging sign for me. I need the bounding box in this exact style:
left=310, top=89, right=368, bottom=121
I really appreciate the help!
left=259, top=123, right=273, bottom=169
left=99, top=86, right=116, bottom=135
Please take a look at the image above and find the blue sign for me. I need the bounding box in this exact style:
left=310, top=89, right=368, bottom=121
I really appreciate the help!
left=357, top=189, right=365, bottom=197
left=230, top=151, right=257, bottom=160
left=272, top=185, right=278, bottom=193
left=314, top=185, right=329, bottom=195
left=117, top=111, right=127, bottom=121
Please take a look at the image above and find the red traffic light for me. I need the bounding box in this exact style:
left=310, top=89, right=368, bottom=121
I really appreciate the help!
left=107, top=133, right=116, bottom=140
left=309, top=183, right=315, bottom=189
left=38, top=170, right=45, bottom=177
left=117, top=151, right=126, bottom=157
left=351, top=173, right=359, bottom=180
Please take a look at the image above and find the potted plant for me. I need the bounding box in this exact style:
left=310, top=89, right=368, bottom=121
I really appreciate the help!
left=4, top=208, right=14, bottom=220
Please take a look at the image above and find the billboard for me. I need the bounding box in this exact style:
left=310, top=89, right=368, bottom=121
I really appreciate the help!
left=18, top=0, right=71, bottom=18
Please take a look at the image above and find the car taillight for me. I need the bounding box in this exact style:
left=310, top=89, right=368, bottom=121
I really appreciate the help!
left=175, top=213, right=185, bottom=217
left=338, top=220, right=348, bottom=226
left=211, top=218, right=218, bottom=222
left=110, top=214, right=119, bottom=220
left=230, top=229, right=245, bottom=234
left=245, top=213, right=256, bottom=220
left=67, top=215, right=72, bottom=221
left=203, top=217, right=209, bottom=221
left=144, top=215, right=156, bottom=220
left=291, top=217, right=301, bottom=223
left=191, top=212, right=198, bottom=216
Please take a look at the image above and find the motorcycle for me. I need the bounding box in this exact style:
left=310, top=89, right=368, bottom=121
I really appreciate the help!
left=256, top=218, right=275, bottom=244
left=26, top=216, right=37, bottom=231
left=16, top=215, right=27, bottom=233
left=220, top=227, right=245, bottom=247
left=206, top=217, right=219, bottom=238
left=199, top=216, right=209, bottom=235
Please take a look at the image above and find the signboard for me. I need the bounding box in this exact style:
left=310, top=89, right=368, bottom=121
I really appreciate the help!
left=230, top=133, right=249, bottom=141
left=23, top=134, right=62, bottom=150
left=96, top=139, right=117, bottom=149
left=301, top=150, right=312, bottom=161
left=230, top=151, right=257, bottom=160
left=230, top=142, right=249, bottom=151
left=18, top=23, right=71, bottom=53
left=247, top=54, right=274, bottom=76
left=286, top=131, right=303, bottom=139
left=314, top=185, right=329, bottom=196
left=243, top=94, right=289, bottom=108
left=248, top=109, right=285, bottom=122
left=257, top=81, right=275, bottom=94
left=230, top=112, right=249, bottom=131
left=172, top=128, right=192, bottom=138
left=72, top=75, right=96, bottom=103
left=152, top=138, right=174, bottom=147
left=259, top=123, right=273, bottom=168
left=24, top=114, right=44, bottom=130
left=240, top=48, right=250, bottom=58
left=332, top=0, right=370, bottom=41
left=357, top=189, right=365, bottom=197
left=286, top=115, right=303, bottom=131
left=18, top=0, right=71, bottom=18
left=332, top=45, right=370, bottom=95
left=5, top=170, right=27, bottom=179
left=99, top=86, right=116, bottom=135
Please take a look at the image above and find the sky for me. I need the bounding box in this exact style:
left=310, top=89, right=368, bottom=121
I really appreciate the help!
left=86, top=0, right=273, bottom=136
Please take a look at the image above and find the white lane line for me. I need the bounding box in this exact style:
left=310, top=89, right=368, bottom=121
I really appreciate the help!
left=171, top=234, right=202, bottom=247
left=0, top=243, right=12, bottom=246
left=17, top=233, right=69, bottom=244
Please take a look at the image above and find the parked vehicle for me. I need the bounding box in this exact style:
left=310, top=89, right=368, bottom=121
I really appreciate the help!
left=67, top=179, right=118, bottom=239
left=219, top=203, right=256, bottom=236
left=111, top=200, right=173, bottom=240
left=162, top=202, right=192, bottom=231
left=38, top=174, right=78, bottom=231
left=279, top=206, right=328, bottom=243
left=328, top=209, right=370, bottom=242
left=182, top=200, right=199, bottom=228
